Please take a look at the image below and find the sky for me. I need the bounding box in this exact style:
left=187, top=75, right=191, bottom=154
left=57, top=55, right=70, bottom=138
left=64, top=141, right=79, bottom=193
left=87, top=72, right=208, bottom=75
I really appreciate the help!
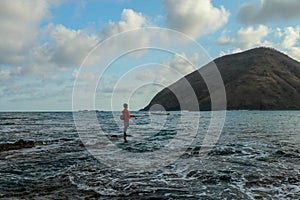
left=1, top=0, right=300, bottom=111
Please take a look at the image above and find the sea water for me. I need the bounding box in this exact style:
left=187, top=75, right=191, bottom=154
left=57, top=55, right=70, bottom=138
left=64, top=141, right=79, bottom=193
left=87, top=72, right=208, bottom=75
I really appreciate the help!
left=0, top=111, right=299, bottom=199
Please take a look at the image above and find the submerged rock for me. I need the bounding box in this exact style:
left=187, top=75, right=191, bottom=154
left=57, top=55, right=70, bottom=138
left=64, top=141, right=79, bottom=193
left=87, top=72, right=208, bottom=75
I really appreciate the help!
left=0, top=139, right=35, bottom=152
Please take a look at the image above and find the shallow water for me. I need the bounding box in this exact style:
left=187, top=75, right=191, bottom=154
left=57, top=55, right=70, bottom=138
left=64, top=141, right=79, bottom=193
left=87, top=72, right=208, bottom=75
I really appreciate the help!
left=0, top=111, right=299, bottom=199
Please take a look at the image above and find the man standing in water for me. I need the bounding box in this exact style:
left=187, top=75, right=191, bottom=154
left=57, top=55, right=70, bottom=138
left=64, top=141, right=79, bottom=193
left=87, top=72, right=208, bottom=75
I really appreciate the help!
left=122, top=103, right=135, bottom=142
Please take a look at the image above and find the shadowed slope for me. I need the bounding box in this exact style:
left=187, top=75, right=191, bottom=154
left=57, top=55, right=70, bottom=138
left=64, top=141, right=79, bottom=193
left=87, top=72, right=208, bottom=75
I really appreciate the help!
left=141, top=47, right=300, bottom=111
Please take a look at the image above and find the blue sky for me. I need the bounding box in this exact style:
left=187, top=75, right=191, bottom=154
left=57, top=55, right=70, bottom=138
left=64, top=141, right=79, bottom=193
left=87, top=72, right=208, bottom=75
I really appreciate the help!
left=1, top=0, right=300, bottom=111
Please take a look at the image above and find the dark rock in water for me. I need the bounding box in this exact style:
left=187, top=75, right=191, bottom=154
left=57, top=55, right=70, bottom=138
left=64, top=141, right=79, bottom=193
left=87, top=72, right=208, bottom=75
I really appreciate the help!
left=219, top=174, right=232, bottom=182
left=186, top=170, right=199, bottom=178
left=0, top=139, right=35, bottom=152
left=141, top=47, right=300, bottom=111
left=209, top=146, right=237, bottom=156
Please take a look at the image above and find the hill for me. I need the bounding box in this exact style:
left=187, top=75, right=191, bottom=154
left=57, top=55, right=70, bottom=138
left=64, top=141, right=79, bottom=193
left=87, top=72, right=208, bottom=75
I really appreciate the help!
left=141, top=47, right=300, bottom=111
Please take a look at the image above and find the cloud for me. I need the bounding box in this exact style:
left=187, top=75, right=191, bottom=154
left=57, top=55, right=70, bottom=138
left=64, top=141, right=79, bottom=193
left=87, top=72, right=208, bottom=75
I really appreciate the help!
left=134, top=53, right=200, bottom=84
left=274, top=28, right=284, bottom=38
left=287, top=47, right=300, bottom=61
left=0, top=5, right=149, bottom=71
left=219, top=48, right=243, bottom=57
left=2, top=79, right=48, bottom=99
left=0, top=1, right=84, bottom=78
left=43, top=24, right=99, bottom=68
left=0, top=69, right=11, bottom=82
left=217, top=30, right=235, bottom=45
left=217, top=25, right=270, bottom=49
left=96, top=9, right=152, bottom=59
left=281, top=26, right=300, bottom=48
left=217, top=24, right=300, bottom=62
left=163, top=0, right=230, bottom=39
left=1, top=5, right=155, bottom=110
left=1, top=24, right=99, bottom=79
left=0, top=0, right=99, bottom=77
left=133, top=53, right=200, bottom=87
left=0, top=0, right=49, bottom=66
left=237, top=0, right=300, bottom=25
left=3, top=80, right=71, bottom=103
left=72, top=69, right=80, bottom=79
left=164, top=53, right=199, bottom=74
left=100, top=9, right=148, bottom=39
left=237, top=25, right=270, bottom=49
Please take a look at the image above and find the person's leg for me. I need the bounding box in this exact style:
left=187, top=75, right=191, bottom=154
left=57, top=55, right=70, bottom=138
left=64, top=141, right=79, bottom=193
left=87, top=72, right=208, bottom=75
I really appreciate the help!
left=123, top=132, right=127, bottom=142
left=123, top=122, right=128, bottom=142
left=123, top=127, right=127, bottom=141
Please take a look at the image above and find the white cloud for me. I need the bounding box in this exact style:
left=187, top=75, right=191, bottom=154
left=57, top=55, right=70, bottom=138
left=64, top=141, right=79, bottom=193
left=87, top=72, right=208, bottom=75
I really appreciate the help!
left=217, top=30, right=235, bottom=45
left=217, top=25, right=270, bottom=50
left=0, top=0, right=100, bottom=77
left=163, top=0, right=230, bottom=39
left=219, top=48, right=242, bottom=57
left=165, top=53, right=199, bottom=74
left=100, top=9, right=148, bottom=39
left=217, top=25, right=300, bottom=62
left=1, top=24, right=100, bottom=78
left=0, top=0, right=60, bottom=82
left=133, top=53, right=200, bottom=87
left=0, top=69, right=11, bottom=82
left=237, top=0, right=300, bottom=24
left=0, top=4, right=150, bottom=71
left=274, top=28, right=284, bottom=38
left=96, top=9, right=152, bottom=59
left=281, top=26, right=300, bottom=48
left=1, top=7, right=154, bottom=109
left=237, top=25, right=270, bottom=49
left=72, top=69, right=80, bottom=79
left=217, top=25, right=278, bottom=57
left=287, top=47, right=300, bottom=61
left=0, top=0, right=49, bottom=66
left=44, top=24, right=99, bottom=68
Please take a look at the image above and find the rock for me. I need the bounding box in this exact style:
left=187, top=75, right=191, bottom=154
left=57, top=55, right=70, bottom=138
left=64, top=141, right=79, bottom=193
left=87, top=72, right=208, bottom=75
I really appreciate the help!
left=0, top=139, right=35, bottom=152
left=141, top=47, right=300, bottom=111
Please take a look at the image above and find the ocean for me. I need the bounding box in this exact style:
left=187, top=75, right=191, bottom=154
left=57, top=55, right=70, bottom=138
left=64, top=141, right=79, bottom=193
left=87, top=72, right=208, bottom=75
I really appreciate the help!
left=0, top=111, right=299, bottom=199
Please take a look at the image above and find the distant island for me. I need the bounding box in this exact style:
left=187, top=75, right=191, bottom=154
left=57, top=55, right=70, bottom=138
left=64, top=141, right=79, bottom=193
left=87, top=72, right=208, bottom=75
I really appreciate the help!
left=141, top=47, right=300, bottom=111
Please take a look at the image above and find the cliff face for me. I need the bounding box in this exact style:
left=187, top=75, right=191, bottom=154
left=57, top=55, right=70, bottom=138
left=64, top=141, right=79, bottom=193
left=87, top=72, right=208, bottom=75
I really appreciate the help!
left=141, top=47, right=300, bottom=111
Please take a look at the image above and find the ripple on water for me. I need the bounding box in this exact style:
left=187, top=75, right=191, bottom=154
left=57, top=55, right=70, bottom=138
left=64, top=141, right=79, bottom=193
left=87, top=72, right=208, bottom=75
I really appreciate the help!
left=0, top=111, right=299, bottom=199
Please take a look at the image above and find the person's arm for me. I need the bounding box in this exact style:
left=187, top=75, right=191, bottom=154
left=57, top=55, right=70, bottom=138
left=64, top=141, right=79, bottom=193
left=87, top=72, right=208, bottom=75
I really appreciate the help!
left=129, top=111, right=136, bottom=119
left=130, top=114, right=137, bottom=119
